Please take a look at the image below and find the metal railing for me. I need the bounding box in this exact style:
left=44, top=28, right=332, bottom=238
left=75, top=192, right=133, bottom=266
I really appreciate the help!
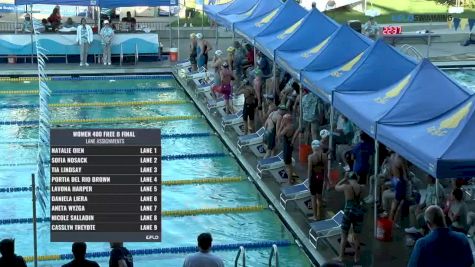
left=234, top=246, right=246, bottom=267
left=400, top=44, right=424, bottom=61
left=268, top=244, right=279, bottom=267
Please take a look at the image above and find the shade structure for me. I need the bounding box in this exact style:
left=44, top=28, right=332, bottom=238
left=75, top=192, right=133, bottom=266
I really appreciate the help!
left=300, top=39, right=416, bottom=103
left=234, top=0, right=307, bottom=44
left=377, top=94, right=475, bottom=178
left=333, top=59, right=472, bottom=138
left=214, top=0, right=282, bottom=30
left=204, top=0, right=234, bottom=21
left=15, top=0, right=96, bottom=5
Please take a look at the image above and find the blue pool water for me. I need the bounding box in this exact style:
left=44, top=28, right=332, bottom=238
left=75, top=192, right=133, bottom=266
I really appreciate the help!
left=445, top=68, right=475, bottom=93
left=0, top=76, right=312, bottom=266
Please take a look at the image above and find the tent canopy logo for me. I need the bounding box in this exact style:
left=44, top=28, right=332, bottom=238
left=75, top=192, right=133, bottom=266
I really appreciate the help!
left=277, top=18, right=303, bottom=39
left=374, top=74, right=411, bottom=104
left=301, top=37, right=330, bottom=58
left=331, top=52, right=364, bottom=77
left=255, top=9, right=278, bottom=27
left=428, top=101, right=472, bottom=136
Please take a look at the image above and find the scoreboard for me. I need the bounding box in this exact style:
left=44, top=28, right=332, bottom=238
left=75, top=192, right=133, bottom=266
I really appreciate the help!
left=50, top=129, right=161, bottom=242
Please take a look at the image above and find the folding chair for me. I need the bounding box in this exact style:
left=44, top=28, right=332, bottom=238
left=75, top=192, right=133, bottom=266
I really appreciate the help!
left=309, top=210, right=345, bottom=248
left=279, top=179, right=310, bottom=209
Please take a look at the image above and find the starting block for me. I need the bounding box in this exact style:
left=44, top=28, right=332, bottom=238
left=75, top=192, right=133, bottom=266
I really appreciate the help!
left=222, top=110, right=245, bottom=136
left=256, top=151, right=295, bottom=183
left=237, top=127, right=267, bottom=157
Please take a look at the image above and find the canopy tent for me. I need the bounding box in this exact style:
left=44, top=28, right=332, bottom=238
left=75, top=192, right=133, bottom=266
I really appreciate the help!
left=377, top=95, right=475, bottom=178
left=255, top=9, right=324, bottom=59
left=99, top=0, right=177, bottom=8
left=204, top=0, right=234, bottom=21
left=333, top=59, right=472, bottom=138
left=299, top=25, right=372, bottom=101
left=15, top=0, right=95, bottom=5
left=234, top=0, right=306, bottom=44
left=213, top=0, right=281, bottom=30
left=274, top=12, right=338, bottom=79
left=300, top=39, right=416, bottom=103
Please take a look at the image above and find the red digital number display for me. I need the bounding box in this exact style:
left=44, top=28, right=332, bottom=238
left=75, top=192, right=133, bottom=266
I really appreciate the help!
left=382, top=26, right=403, bottom=35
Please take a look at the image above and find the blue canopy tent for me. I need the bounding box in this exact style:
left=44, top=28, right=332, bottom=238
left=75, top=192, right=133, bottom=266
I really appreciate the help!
left=204, top=0, right=234, bottom=21
left=274, top=13, right=338, bottom=79
left=99, top=0, right=176, bottom=7
left=333, top=59, right=471, bottom=138
left=301, top=39, right=416, bottom=103
left=377, top=94, right=475, bottom=178
left=300, top=25, right=372, bottom=102
left=15, top=0, right=95, bottom=5
left=254, top=9, right=318, bottom=60
left=234, top=0, right=306, bottom=45
left=214, top=0, right=281, bottom=30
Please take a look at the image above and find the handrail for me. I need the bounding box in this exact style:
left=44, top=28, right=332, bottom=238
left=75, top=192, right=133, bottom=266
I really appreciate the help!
left=234, top=246, right=246, bottom=267
left=400, top=44, right=424, bottom=61
left=268, top=244, right=279, bottom=267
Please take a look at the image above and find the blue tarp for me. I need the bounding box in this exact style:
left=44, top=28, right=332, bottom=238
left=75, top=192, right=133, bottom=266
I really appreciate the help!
left=234, top=0, right=306, bottom=44
left=204, top=1, right=234, bottom=21
left=15, top=0, right=96, bottom=5
left=301, top=39, right=416, bottom=103
left=377, top=94, right=475, bottom=178
left=274, top=12, right=338, bottom=79
left=215, top=0, right=282, bottom=29
left=333, top=59, right=471, bottom=138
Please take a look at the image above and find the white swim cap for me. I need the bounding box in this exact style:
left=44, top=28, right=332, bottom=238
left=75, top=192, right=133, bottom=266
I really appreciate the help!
left=196, top=33, right=203, bottom=39
left=311, top=140, right=320, bottom=150
left=215, top=50, right=223, bottom=56
left=320, top=129, right=330, bottom=139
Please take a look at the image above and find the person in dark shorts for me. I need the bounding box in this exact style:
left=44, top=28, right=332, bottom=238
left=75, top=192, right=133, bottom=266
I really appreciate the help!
left=109, top=242, right=133, bottom=267
left=278, top=114, right=299, bottom=184
left=308, top=140, right=327, bottom=220
left=335, top=172, right=365, bottom=264
left=62, top=242, right=99, bottom=267
left=0, top=239, right=26, bottom=267
left=240, top=81, right=257, bottom=134
left=351, top=131, right=374, bottom=185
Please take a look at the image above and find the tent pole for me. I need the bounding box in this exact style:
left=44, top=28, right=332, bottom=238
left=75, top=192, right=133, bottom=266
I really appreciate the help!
left=15, top=5, right=18, bottom=34
left=215, top=26, right=218, bottom=49
left=253, top=47, right=257, bottom=68
left=169, top=10, right=172, bottom=48
left=325, top=105, right=335, bottom=201
left=32, top=174, right=38, bottom=267
left=177, top=9, right=180, bottom=61
left=97, top=6, right=101, bottom=32
left=435, top=179, right=440, bottom=206
left=373, top=140, right=379, bottom=238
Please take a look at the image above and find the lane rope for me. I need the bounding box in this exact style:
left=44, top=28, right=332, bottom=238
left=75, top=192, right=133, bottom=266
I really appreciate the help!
left=0, top=205, right=266, bottom=225
left=0, top=115, right=202, bottom=126
left=51, top=75, right=173, bottom=81
left=0, top=87, right=174, bottom=96
left=0, top=177, right=244, bottom=193
left=23, top=240, right=292, bottom=262
left=0, top=100, right=190, bottom=109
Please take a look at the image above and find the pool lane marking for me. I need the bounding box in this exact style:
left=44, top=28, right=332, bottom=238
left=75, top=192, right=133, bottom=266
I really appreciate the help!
left=0, top=100, right=191, bottom=109
left=22, top=240, right=292, bottom=262
left=0, top=177, right=245, bottom=193
left=0, top=205, right=267, bottom=225
left=0, top=87, right=175, bottom=95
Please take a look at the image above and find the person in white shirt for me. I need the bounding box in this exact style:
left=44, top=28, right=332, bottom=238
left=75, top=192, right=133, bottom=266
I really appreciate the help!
left=100, top=20, right=114, bottom=66
left=183, top=233, right=224, bottom=267
left=76, top=18, right=93, bottom=67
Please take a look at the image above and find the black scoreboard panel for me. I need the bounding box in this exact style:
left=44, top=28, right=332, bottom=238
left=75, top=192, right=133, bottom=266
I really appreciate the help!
left=50, top=129, right=161, bottom=242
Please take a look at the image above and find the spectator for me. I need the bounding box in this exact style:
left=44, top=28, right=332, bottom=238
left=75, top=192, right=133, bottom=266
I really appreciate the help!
left=47, top=6, right=61, bottom=31
left=277, top=113, right=299, bottom=184
left=109, top=242, right=133, bottom=267
left=0, top=239, right=26, bottom=267
left=405, top=175, right=445, bottom=235
left=242, top=43, right=254, bottom=71
left=183, top=233, right=224, bottom=267
left=362, top=16, right=379, bottom=39
left=22, top=14, right=32, bottom=32
left=308, top=139, right=328, bottom=220
left=226, top=46, right=235, bottom=71
left=407, top=205, right=473, bottom=267
left=62, top=242, right=99, bottom=267
left=319, top=129, right=330, bottom=154
left=100, top=20, right=114, bottom=66
left=121, top=11, right=135, bottom=32
left=351, top=132, right=375, bottom=185
left=448, top=188, right=468, bottom=234
left=121, top=11, right=133, bottom=23
left=335, top=171, right=365, bottom=264
left=300, top=88, right=321, bottom=144
left=184, top=0, right=196, bottom=27
left=257, top=51, right=272, bottom=80
left=63, top=17, right=76, bottom=28
left=189, top=33, right=198, bottom=71
left=311, top=2, right=317, bottom=9
left=388, top=154, right=409, bottom=226
left=76, top=18, right=93, bottom=67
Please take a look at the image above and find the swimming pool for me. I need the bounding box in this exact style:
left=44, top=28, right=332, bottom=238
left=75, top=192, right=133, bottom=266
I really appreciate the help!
left=444, top=68, right=475, bottom=93
left=0, top=75, right=312, bottom=266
